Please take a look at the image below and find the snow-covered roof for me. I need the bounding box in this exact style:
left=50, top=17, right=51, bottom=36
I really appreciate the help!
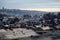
left=0, top=28, right=38, bottom=39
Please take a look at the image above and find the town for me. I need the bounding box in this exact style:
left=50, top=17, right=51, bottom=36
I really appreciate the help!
left=0, top=8, right=60, bottom=40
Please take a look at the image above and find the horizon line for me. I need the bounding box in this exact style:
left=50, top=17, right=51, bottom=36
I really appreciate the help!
left=20, top=8, right=60, bottom=12
left=1, top=8, right=60, bottom=12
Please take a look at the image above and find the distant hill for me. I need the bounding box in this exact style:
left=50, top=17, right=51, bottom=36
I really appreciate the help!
left=0, top=9, right=59, bottom=16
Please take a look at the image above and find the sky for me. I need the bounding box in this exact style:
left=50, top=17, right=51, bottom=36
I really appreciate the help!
left=0, top=0, right=60, bottom=12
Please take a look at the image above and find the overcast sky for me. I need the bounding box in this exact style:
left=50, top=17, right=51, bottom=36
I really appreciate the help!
left=0, top=0, right=60, bottom=12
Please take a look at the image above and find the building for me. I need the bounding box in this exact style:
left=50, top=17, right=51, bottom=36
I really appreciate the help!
left=0, top=28, right=39, bottom=40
